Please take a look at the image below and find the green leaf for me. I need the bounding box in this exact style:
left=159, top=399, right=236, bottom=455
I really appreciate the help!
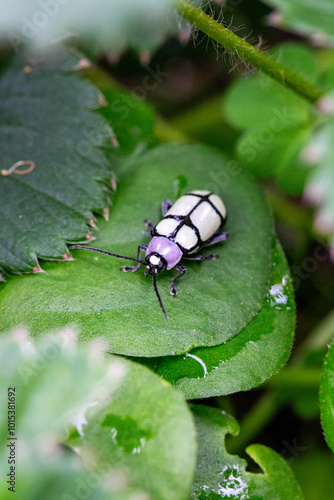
left=0, top=144, right=274, bottom=357
left=320, top=339, right=334, bottom=453
left=0, top=332, right=147, bottom=500
left=224, top=43, right=317, bottom=194
left=0, top=332, right=195, bottom=500
left=0, top=50, right=113, bottom=274
left=224, top=41, right=334, bottom=243
left=224, top=43, right=315, bottom=131
left=99, top=88, right=157, bottom=155
left=66, top=360, right=196, bottom=500
left=291, top=445, right=334, bottom=500
left=236, top=126, right=311, bottom=191
left=191, top=404, right=304, bottom=500
left=0, top=0, right=175, bottom=55
left=139, top=238, right=295, bottom=399
left=261, top=0, right=334, bottom=45
left=303, top=117, right=334, bottom=250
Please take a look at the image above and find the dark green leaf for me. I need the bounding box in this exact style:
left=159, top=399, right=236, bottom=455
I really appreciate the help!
left=0, top=50, right=113, bottom=273
left=320, top=339, right=334, bottom=453
left=191, top=404, right=304, bottom=500
left=291, top=445, right=334, bottom=500
left=99, top=88, right=156, bottom=155
left=140, top=238, right=295, bottom=399
left=0, top=144, right=274, bottom=357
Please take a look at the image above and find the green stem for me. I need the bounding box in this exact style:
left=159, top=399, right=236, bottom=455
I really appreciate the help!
left=227, top=366, right=322, bottom=453
left=175, top=0, right=323, bottom=104
left=227, top=391, right=287, bottom=454
left=266, top=367, right=321, bottom=389
left=295, top=308, right=334, bottom=358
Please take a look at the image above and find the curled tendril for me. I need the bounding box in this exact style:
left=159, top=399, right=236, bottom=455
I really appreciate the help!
left=1, top=160, right=35, bottom=176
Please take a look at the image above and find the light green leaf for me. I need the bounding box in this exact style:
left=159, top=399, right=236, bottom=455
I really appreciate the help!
left=224, top=43, right=315, bottom=131
left=0, top=0, right=174, bottom=55
left=261, top=0, right=334, bottom=45
left=236, top=126, right=311, bottom=193
left=191, top=404, right=304, bottom=499
left=303, top=117, right=334, bottom=250
left=0, top=144, right=274, bottom=357
left=0, top=50, right=113, bottom=273
left=0, top=333, right=195, bottom=500
left=66, top=358, right=196, bottom=500
left=139, top=238, right=295, bottom=399
left=320, top=339, right=334, bottom=453
left=224, top=43, right=317, bottom=194
left=0, top=333, right=147, bottom=500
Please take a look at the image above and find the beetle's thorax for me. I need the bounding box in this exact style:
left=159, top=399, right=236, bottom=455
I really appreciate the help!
left=145, top=236, right=183, bottom=270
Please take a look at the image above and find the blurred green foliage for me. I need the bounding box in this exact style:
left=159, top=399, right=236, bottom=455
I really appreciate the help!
left=0, top=1, right=334, bottom=499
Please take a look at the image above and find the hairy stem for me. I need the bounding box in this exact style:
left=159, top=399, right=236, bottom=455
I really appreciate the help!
left=175, top=0, right=323, bottom=104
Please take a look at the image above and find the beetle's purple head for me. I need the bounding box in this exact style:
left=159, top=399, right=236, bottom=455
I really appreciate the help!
left=145, top=236, right=183, bottom=276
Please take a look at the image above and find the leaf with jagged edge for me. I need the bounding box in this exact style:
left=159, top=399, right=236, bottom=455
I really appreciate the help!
left=138, top=238, right=296, bottom=399
left=0, top=144, right=274, bottom=357
left=0, top=49, right=116, bottom=276
left=191, top=404, right=304, bottom=499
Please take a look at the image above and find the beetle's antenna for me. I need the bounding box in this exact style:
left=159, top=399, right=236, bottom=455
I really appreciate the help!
left=69, top=245, right=145, bottom=265
left=152, top=274, right=169, bottom=322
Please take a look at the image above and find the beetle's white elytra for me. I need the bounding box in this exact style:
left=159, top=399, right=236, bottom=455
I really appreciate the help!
left=175, top=225, right=198, bottom=250
left=154, top=190, right=227, bottom=254
left=155, top=218, right=179, bottom=236
left=209, top=194, right=227, bottom=219
left=190, top=201, right=221, bottom=241
left=188, top=190, right=211, bottom=196
left=165, top=195, right=199, bottom=217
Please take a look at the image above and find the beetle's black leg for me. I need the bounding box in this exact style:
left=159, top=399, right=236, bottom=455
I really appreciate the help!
left=204, top=232, right=229, bottom=247
left=170, top=264, right=186, bottom=296
left=184, top=254, right=219, bottom=261
left=162, top=199, right=172, bottom=217
left=204, top=253, right=219, bottom=260
left=144, top=219, right=154, bottom=236
left=121, top=244, right=147, bottom=272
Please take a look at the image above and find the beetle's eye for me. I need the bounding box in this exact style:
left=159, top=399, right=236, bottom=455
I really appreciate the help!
left=149, top=254, right=161, bottom=267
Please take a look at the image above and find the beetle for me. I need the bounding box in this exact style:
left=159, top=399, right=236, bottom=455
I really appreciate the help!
left=70, top=190, right=228, bottom=321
